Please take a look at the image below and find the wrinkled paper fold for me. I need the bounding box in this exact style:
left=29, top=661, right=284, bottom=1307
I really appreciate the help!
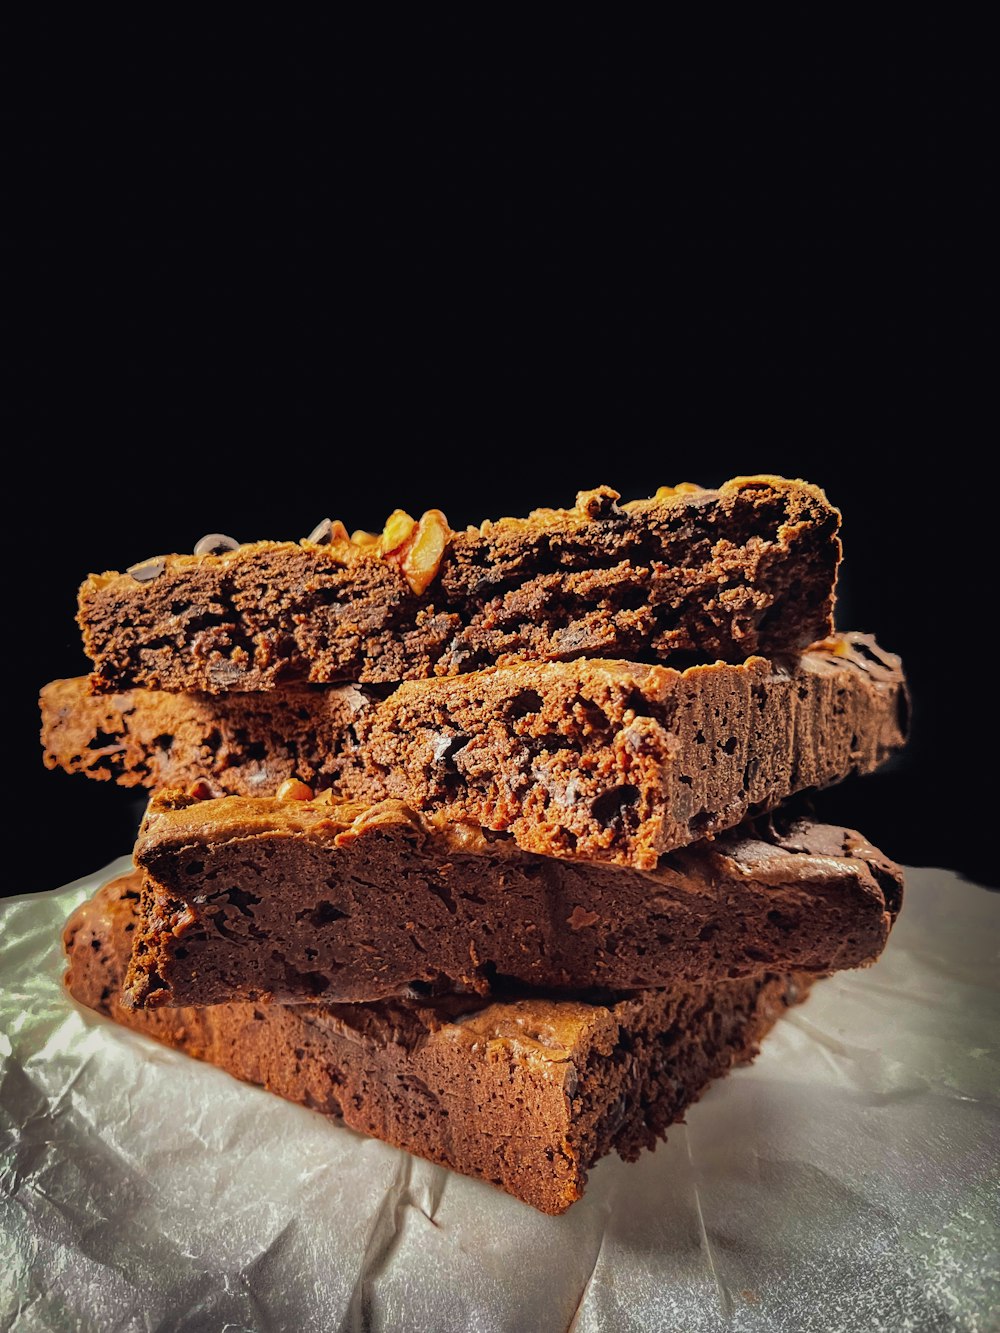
left=1, top=861, right=998, bottom=1331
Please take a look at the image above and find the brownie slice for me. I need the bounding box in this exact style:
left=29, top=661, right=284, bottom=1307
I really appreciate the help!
left=39, top=674, right=370, bottom=793
left=78, top=476, right=840, bottom=692
left=124, top=788, right=902, bottom=1007
left=65, top=875, right=811, bottom=1214
left=42, top=634, right=908, bottom=867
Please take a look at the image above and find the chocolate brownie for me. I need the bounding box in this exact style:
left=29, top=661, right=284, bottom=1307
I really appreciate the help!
left=124, top=788, right=902, bottom=1006
left=65, top=875, right=811, bottom=1214
left=42, top=634, right=908, bottom=867
left=39, top=674, right=369, bottom=793
left=78, top=476, right=840, bottom=692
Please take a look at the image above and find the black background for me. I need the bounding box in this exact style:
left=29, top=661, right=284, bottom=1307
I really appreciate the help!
left=8, top=44, right=992, bottom=887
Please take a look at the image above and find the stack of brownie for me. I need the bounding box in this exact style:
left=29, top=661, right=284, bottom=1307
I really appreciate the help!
left=45, top=476, right=908, bottom=1213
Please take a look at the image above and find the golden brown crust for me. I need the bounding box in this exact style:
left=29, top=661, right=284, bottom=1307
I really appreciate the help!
left=82, top=476, right=835, bottom=588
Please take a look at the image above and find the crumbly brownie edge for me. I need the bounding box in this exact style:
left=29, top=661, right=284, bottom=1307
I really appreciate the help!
left=348, top=635, right=908, bottom=865
left=568, top=973, right=810, bottom=1173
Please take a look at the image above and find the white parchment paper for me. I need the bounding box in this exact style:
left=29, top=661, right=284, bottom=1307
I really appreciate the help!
left=1, top=861, right=998, bottom=1332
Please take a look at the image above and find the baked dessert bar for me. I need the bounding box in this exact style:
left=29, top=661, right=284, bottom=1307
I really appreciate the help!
left=78, top=476, right=840, bottom=692
left=65, top=875, right=812, bottom=1214
left=42, top=634, right=907, bottom=867
left=124, top=790, right=902, bottom=1006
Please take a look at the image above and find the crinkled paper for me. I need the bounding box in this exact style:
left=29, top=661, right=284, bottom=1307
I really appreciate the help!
left=1, top=861, right=998, bottom=1332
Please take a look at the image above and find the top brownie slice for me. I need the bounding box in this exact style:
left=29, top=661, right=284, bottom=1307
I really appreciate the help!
left=78, top=476, right=840, bottom=692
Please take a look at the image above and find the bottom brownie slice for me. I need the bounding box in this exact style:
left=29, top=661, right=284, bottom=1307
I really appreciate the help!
left=64, top=874, right=812, bottom=1214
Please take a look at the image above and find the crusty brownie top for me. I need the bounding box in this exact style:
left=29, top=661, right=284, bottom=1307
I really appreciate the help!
left=81, top=474, right=836, bottom=598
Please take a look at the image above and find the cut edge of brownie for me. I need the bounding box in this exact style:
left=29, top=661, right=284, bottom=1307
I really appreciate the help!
left=41, top=633, right=908, bottom=869
left=121, top=785, right=902, bottom=1007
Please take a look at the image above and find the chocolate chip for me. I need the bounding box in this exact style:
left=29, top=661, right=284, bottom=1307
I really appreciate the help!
left=430, top=732, right=469, bottom=766
left=306, top=518, right=334, bottom=545
left=591, top=784, right=640, bottom=828
left=208, top=662, right=245, bottom=686
left=194, top=533, right=239, bottom=556
left=127, top=557, right=166, bottom=583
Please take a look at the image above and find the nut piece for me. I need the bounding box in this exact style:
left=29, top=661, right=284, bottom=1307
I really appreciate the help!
left=377, top=508, right=451, bottom=595
left=654, top=483, right=702, bottom=500
left=401, top=509, right=450, bottom=595
left=380, top=509, right=418, bottom=554
left=187, top=779, right=216, bottom=800
left=276, top=779, right=314, bottom=801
